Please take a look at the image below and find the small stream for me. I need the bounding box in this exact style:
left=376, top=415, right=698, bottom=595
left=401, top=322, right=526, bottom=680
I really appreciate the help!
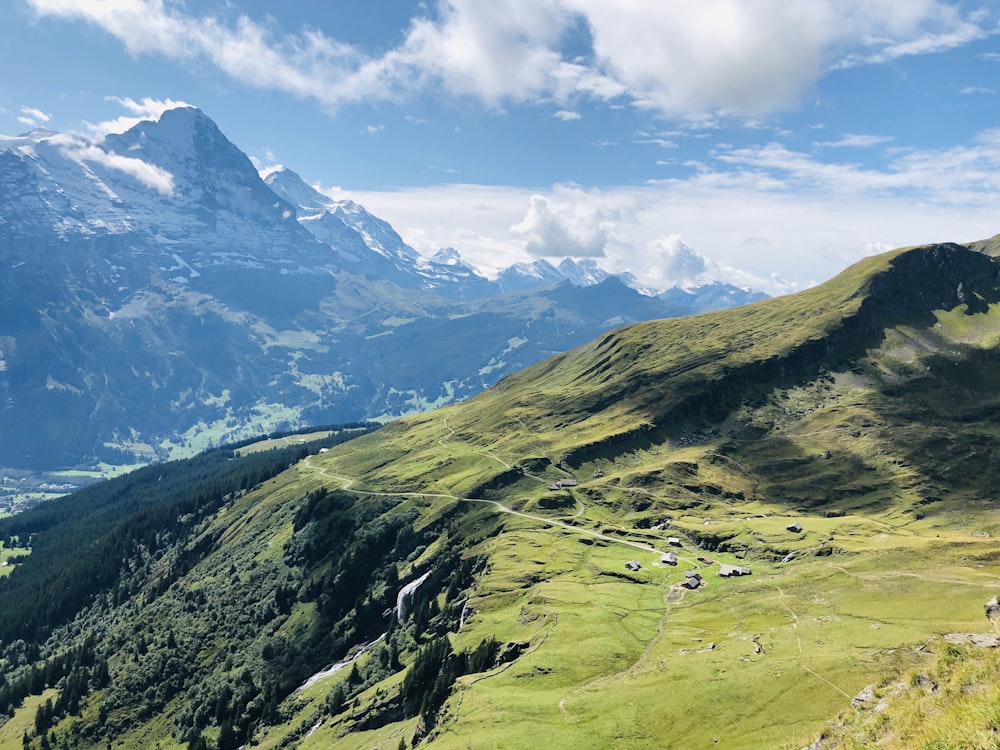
left=294, top=633, right=386, bottom=694
left=293, top=572, right=431, bottom=694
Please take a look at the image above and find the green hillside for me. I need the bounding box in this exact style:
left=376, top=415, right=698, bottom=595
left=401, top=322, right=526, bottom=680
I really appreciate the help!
left=3, top=242, right=1000, bottom=749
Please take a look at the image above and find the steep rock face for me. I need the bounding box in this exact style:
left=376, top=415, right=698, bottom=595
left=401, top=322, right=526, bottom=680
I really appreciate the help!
left=861, top=242, right=1000, bottom=318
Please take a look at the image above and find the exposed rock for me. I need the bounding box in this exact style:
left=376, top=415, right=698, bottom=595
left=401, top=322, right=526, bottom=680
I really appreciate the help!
left=944, top=632, right=1000, bottom=647
left=912, top=672, right=938, bottom=692
left=986, top=596, right=1000, bottom=633
left=851, top=684, right=875, bottom=708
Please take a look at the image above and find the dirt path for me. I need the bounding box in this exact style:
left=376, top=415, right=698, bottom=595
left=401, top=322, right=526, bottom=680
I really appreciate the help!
left=302, top=430, right=712, bottom=724
left=557, top=586, right=686, bottom=715
left=442, top=416, right=513, bottom=470
left=304, top=452, right=670, bottom=558
left=303, top=426, right=670, bottom=558
left=775, top=586, right=852, bottom=700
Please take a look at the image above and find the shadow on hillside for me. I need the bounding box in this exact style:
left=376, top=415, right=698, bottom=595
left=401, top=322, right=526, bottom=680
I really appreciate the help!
left=563, top=247, right=1000, bottom=480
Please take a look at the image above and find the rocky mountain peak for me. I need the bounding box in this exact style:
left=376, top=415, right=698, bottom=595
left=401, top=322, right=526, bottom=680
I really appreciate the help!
left=263, top=167, right=327, bottom=212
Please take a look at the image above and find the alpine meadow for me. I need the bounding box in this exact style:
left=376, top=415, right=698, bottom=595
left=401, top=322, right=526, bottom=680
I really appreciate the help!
left=5, top=240, right=1000, bottom=748
left=7, top=2, right=1000, bottom=749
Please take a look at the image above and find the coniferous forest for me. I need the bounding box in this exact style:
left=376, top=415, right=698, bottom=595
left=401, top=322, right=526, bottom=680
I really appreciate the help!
left=0, top=425, right=495, bottom=748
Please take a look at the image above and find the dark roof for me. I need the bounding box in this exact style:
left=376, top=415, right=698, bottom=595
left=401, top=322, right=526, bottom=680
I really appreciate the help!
left=718, top=564, right=751, bottom=577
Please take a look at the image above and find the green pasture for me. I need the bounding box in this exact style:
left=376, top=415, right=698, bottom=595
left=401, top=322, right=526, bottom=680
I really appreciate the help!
left=296, top=421, right=1000, bottom=748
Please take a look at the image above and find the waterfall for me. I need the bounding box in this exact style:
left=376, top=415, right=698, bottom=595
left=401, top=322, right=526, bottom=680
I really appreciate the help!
left=396, top=571, right=430, bottom=620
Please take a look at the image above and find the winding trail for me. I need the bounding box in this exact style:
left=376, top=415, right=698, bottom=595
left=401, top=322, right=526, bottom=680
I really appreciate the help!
left=557, top=586, right=687, bottom=715
left=303, top=452, right=669, bottom=557
left=301, top=420, right=862, bottom=722
left=302, top=416, right=673, bottom=558
left=775, top=586, right=852, bottom=700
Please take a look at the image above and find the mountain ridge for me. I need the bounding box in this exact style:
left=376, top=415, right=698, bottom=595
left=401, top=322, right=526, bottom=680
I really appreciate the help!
left=3, top=241, right=1000, bottom=748
left=0, top=106, right=761, bottom=483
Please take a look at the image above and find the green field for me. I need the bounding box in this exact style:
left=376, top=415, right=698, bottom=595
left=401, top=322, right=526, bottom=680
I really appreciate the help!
left=5, top=243, right=1000, bottom=748
left=279, top=404, right=1000, bottom=749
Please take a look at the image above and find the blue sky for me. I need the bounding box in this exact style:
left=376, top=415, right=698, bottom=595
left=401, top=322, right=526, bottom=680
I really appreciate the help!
left=3, top=1, right=1000, bottom=293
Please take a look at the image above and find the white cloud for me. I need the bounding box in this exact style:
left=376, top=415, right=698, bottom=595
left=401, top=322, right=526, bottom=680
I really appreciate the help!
left=82, top=147, right=175, bottom=195
left=256, top=163, right=285, bottom=180
left=835, top=15, right=990, bottom=68
left=510, top=186, right=625, bottom=258
left=87, top=96, right=192, bottom=136
left=347, top=127, right=1000, bottom=295
left=365, top=124, right=384, bottom=135
left=958, top=85, right=997, bottom=95
left=815, top=134, right=894, bottom=148
left=18, top=106, right=52, bottom=126
left=711, top=132, right=1000, bottom=199
left=553, top=110, right=581, bottom=121
left=51, top=132, right=175, bottom=195
left=644, top=235, right=708, bottom=287
left=26, top=0, right=996, bottom=119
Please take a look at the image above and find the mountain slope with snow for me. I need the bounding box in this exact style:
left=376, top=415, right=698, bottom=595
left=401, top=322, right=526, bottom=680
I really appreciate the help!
left=0, top=107, right=757, bottom=479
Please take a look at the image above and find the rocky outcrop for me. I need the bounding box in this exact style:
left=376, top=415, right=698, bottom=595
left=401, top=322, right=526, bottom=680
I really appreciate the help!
left=986, top=596, right=1000, bottom=633
left=943, top=632, right=1000, bottom=647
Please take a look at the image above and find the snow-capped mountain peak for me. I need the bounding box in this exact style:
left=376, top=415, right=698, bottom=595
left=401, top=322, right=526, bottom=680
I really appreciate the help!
left=431, top=247, right=467, bottom=266
left=262, top=167, right=498, bottom=295
left=0, top=106, right=333, bottom=273
left=261, top=167, right=328, bottom=213
left=557, top=258, right=611, bottom=287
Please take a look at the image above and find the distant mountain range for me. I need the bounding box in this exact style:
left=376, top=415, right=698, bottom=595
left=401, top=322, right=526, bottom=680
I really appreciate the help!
left=0, top=106, right=764, bottom=473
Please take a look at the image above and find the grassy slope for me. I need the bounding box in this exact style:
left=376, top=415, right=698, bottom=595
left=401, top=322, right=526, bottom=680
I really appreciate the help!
left=811, top=638, right=1000, bottom=749
left=7, top=243, right=1000, bottom=749
left=273, top=244, right=1000, bottom=748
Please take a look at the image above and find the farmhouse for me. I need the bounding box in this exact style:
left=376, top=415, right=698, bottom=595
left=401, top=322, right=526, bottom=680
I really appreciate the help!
left=786, top=522, right=803, bottom=533
left=661, top=552, right=678, bottom=566
left=547, top=478, right=579, bottom=490
left=718, top=564, right=751, bottom=577
left=681, top=572, right=702, bottom=589
left=625, top=560, right=642, bottom=571
left=667, top=537, right=682, bottom=547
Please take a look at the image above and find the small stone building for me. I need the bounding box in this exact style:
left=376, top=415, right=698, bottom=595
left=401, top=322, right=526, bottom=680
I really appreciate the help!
left=718, top=564, right=751, bottom=577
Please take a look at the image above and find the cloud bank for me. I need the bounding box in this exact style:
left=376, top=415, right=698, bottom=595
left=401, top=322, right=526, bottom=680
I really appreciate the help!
left=28, top=0, right=997, bottom=118
left=348, top=127, right=1000, bottom=294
